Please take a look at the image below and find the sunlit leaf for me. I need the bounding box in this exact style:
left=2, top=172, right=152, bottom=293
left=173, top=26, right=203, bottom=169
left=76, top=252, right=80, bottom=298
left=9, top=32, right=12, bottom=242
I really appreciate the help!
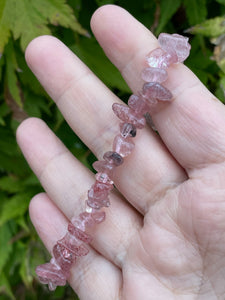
left=0, top=0, right=11, bottom=55
left=0, top=0, right=87, bottom=53
left=187, top=16, right=225, bottom=37
left=31, top=0, right=87, bottom=36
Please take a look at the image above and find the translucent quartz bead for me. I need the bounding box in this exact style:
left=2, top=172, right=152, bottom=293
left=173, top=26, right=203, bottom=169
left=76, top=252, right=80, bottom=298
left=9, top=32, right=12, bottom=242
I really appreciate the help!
left=87, top=181, right=111, bottom=209
left=128, top=94, right=150, bottom=116
left=113, top=135, right=135, bottom=157
left=68, top=223, right=92, bottom=243
left=91, top=211, right=106, bottom=223
left=158, top=33, right=191, bottom=63
left=146, top=47, right=177, bottom=69
left=95, top=172, right=114, bottom=185
left=79, top=211, right=106, bottom=226
left=103, top=151, right=124, bottom=166
left=87, top=198, right=110, bottom=210
left=112, top=103, right=146, bottom=129
left=58, top=233, right=89, bottom=257
left=142, top=82, right=173, bottom=102
left=53, top=243, right=76, bottom=274
left=120, top=123, right=136, bottom=138
left=79, top=211, right=95, bottom=227
left=141, top=67, right=168, bottom=83
left=36, top=263, right=67, bottom=290
left=93, top=160, right=115, bottom=178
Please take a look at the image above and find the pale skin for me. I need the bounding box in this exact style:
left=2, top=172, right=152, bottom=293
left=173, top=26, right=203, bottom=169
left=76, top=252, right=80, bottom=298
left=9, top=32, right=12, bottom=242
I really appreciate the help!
left=16, top=5, right=225, bottom=300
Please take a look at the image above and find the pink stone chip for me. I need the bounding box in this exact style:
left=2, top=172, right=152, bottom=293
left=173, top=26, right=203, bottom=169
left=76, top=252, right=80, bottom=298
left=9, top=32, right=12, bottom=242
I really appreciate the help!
left=87, top=182, right=111, bottom=209
left=141, top=67, right=168, bottom=83
left=68, top=223, right=92, bottom=244
left=93, top=160, right=115, bottom=178
left=36, top=263, right=67, bottom=290
left=95, top=172, right=114, bottom=185
left=120, top=123, right=136, bottom=138
left=142, top=82, right=173, bottom=102
left=91, top=211, right=106, bottom=223
left=146, top=47, right=177, bottom=69
left=79, top=210, right=106, bottom=226
left=113, top=135, right=135, bottom=157
left=112, top=103, right=146, bottom=129
left=128, top=94, right=150, bottom=116
left=87, top=198, right=110, bottom=210
left=79, top=212, right=95, bottom=228
left=103, top=151, right=123, bottom=166
left=158, top=33, right=191, bottom=63
left=53, top=243, right=75, bottom=274
left=58, top=233, right=89, bottom=257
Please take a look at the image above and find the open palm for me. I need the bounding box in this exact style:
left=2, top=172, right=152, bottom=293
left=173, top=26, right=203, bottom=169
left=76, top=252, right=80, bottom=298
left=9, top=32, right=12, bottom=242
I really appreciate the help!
left=17, top=5, right=225, bottom=300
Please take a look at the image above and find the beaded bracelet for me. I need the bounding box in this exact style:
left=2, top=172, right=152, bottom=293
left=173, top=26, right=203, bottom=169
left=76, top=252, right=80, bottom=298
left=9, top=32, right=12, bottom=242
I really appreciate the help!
left=36, top=33, right=191, bottom=291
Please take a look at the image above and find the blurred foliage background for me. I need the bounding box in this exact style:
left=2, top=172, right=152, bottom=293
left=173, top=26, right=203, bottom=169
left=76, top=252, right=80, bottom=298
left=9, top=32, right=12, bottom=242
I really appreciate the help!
left=0, top=0, right=225, bottom=299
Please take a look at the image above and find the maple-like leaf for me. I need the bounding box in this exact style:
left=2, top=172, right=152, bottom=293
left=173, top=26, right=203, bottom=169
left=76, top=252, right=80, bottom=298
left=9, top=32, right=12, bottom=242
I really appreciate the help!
left=31, top=0, right=88, bottom=34
left=0, top=0, right=87, bottom=54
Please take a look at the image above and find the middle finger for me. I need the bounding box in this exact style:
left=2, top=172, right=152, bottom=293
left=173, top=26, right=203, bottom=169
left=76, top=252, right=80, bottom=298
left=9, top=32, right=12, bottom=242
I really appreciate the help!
left=25, top=35, right=186, bottom=214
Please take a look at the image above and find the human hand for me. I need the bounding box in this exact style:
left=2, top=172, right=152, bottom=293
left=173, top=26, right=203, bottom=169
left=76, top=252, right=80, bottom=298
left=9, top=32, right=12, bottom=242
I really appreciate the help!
left=17, top=5, right=225, bottom=300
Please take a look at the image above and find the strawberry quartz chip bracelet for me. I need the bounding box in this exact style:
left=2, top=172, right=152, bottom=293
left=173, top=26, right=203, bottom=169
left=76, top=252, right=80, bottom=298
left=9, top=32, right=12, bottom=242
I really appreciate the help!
left=36, top=33, right=191, bottom=291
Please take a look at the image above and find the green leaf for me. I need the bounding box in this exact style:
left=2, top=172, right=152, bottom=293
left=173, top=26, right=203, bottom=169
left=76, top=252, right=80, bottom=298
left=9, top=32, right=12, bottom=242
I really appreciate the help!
left=22, top=173, right=40, bottom=186
left=216, top=0, right=225, bottom=5
left=187, top=16, right=225, bottom=37
left=0, top=127, right=18, bottom=156
left=0, top=272, right=15, bottom=300
left=71, top=38, right=130, bottom=93
left=10, top=0, right=51, bottom=51
left=95, top=0, right=115, bottom=6
left=0, top=0, right=50, bottom=52
left=0, top=192, right=31, bottom=226
left=0, top=0, right=87, bottom=53
left=0, top=152, right=29, bottom=175
left=24, top=91, right=51, bottom=118
left=0, top=176, right=24, bottom=193
left=0, top=53, right=5, bottom=81
left=16, top=50, right=46, bottom=97
left=4, top=40, right=23, bottom=107
left=156, top=0, right=181, bottom=35
left=19, top=245, right=33, bottom=287
left=0, top=0, right=11, bottom=55
left=0, top=223, right=13, bottom=272
left=184, top=0, right=207, bottom=25
left=31, top=0, right=88, bottom=36
left=67, top=0, right=82, bottom=18
left=19, top=241, right=47, bottom=287
left=0, top=103, right=10, bottom=126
